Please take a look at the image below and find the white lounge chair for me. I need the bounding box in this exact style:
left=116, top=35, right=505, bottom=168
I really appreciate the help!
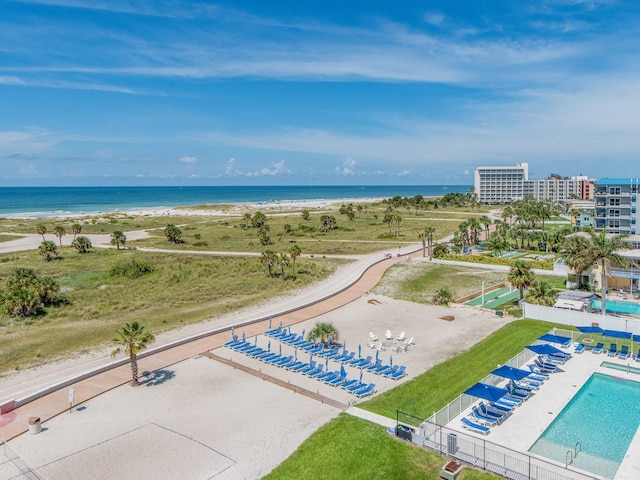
left=369, top=332, right=378, bottom=341
left=385, top=330, right=393, bottom=340
left=404, top=337, right=414, bottom=346
left=396, top=331, right=406, bottom=341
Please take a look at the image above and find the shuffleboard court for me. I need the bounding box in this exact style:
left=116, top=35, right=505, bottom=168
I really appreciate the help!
left=464, top=286, right=523, bottom=309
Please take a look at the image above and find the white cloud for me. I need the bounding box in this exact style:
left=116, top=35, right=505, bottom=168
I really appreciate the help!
left=424, top=12, right=445, bottom=27
left=179, top=155, right=197, bottom=163
left=224, top=157, right=242, bottom=176
left=260, top=160, right=290, bottom=176
left=336, top=157, right=356, bottom=175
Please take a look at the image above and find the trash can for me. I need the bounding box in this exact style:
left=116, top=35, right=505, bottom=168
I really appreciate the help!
left=28, top=416, right=41, bottom=435
left=447, top=433, right=458, bottom=454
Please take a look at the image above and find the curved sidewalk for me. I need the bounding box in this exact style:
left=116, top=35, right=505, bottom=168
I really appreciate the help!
left=0, top=249, right=422, bottom=441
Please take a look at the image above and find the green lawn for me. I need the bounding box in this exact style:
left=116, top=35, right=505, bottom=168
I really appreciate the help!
left=0, top=234, right=22, bottom=243
left=263, top=414, right=499, bottom=480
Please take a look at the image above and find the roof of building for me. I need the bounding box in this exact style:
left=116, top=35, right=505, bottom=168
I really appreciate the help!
left=595, top=178, right=640, bottom=185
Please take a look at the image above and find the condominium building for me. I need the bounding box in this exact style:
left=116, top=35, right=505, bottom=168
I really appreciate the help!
left=594, top=178, right=640, bottom=234
left=474, top=163, right=529, bottom=204
left=474, top=163, right=594, bottom=204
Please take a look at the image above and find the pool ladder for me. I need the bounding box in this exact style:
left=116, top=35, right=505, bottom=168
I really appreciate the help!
left=565, top=442, right=582, bottom=468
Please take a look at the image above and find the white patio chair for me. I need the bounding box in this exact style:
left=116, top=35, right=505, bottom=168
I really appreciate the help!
left=385, top=330, right=393, bottom=340
left=396, top=331, right=406, bottom=341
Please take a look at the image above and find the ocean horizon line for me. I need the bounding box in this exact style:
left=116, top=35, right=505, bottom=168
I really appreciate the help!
left=0, top=184, right=472, bottom=218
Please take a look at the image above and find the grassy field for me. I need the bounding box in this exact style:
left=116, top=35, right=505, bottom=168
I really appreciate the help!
left=0, top=234, right=23, bottom=243
left=0, top=247, right=344, bottom=373
left=263, top=414, right=500, bottom=480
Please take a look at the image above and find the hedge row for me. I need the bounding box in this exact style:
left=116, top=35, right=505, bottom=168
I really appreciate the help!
left=437, top=253, right=554, bottom=270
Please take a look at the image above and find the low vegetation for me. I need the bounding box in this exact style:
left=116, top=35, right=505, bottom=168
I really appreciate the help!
left=0, top=248, right=343, bottom=373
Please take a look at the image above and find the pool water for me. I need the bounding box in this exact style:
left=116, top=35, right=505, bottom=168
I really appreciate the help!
left=529, top=373, right=640, bottom=479
left=591, top=299, right=640, bottom=315
left=601, top=361, right=640, bottom=375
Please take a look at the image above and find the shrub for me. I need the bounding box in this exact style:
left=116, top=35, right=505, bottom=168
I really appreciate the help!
left=109, top=259, right=155, bottom=278
left=438, top=253, right=553, bottom=270
left=1, top=268, right=61, bottom=317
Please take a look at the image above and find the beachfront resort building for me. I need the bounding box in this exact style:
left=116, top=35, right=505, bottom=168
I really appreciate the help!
left=474, top=164, right=595, bottom=205
left=594, top=177, right=640, bottom=235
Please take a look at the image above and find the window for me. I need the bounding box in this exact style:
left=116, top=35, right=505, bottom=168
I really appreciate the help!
left=609, top=219, right=620, bottom=228
left=609, top=198, right=620, bottom=206
left=609, top=187, right=621, bottom=195
left=608, top=210, right=620, bottom=217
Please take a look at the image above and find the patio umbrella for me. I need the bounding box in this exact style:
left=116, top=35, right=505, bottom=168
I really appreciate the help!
left=526, top=344, right=564, bottom=356
left=311, top=332, right=315, bottom=344
left=231, top=325, right=235, bottom=337
left=359, top=368, right=363, bottom=382
left=491, top=365, right=531, bottom=381
left=327, top=337, right=331, bottom=348
left=269, top=316, right=272, bottom=329
left=294, top=347, right=298, bottom=361
left=343, top=341, right=347, bottom=353
left=538, top=333, right=572, bottom=347
left=390, top=355, right=393, bottom=367
left=464, top=382, right=509, bottom=402
left=601, top=329, right=632, bottom=339
left=325, top=356, right=329, bottom=369
left=242, top=330, right=246, bottom=342
left=268, top=340, right=271, bottom=352
left=279, top=343, right=282, bottom=356
left=375, top=349, right=379, bottom=363
left=301, top=329, right=305, bottom=340
left=279, top=320, right=282, bottom=329
left=310, top=352, right=313, bottom=363
left=358, top=344, right=362, bottom=358
left=254, top=336, right=258, bottom=346
left=577, top=326, right=603, bottom=342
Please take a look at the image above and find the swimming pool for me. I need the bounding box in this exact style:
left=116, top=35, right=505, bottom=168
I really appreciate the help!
left=529, top=373, right=640, bottom=478
left=601, top=361, right=640, bottom=375
left=591, top=299, right=640, bottom=315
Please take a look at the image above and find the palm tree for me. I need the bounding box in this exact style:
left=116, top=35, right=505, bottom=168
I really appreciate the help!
left=71, top=223, right=82, bottom=241
left=467, top=217, right=481, bottom=245
left=307, top=321, right=339, bottom=346
left=561, top=235, right=593, bottom=288
left=478, top=215, right=492, bottom=241
left=508, top=260, right=534, bottom=300
left=288, top=243, right=302, bottom=276
left=36, top=224, right=47, bottom=241
left=277, top=252, right=290, bottom=279
left=457, top=221, right=469, bottom=252
left=526, top=279, right=556, bottom=306
left=279, top=224, right=292, bottom=242
left=38, top=240, right=57, bottom=261
left=72, top=236, right=92, bottom=253
left=432, top=287, right=454, bottom=305
left=54, top=225, right=66, bottom=247
left=110, top=230, right=126, bottom=250
left=574, top=229, right=630, bottom=315
left=424, top=226, right=436, bottom=259
left=261, top=249, right=277, bottom=276
left=112, top=322, right=155, bottom=386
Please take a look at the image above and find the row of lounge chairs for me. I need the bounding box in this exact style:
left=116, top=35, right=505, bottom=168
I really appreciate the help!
left=224, top=335, right=378, bottom=398
left=463, top=349, right=569, bottom=436
left=590, top=342, right=632, bottom=360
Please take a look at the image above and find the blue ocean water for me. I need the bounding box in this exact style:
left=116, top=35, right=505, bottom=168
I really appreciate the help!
left=0, top=185, right=471, bottom=218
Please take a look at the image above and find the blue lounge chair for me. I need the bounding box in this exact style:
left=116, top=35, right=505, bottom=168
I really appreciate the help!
left=339, top=379, right=360, bottom=390
left=461, top=417, right=490, bottom=435
left=323, top=349, right=341, bottom=359
left=510, top=379, right=536, bottom=392
left=507, top=385, right=529, bottom=400
left=527, top=365, right=550, bottom=379
left=297, top=361, right=317, bottom=375
left=471, top=406, right=499, bottom=425
left=619, top=345, right=629, bottom=360
left=366, top=359, right=382, bottom=372
left=519, top=377, right=542, bottom=389
left=286, top=361, right=308, bottom=372
left=337, top=352, right=355, bottom=364
left=346, top=381, right=367, bottom=392
left=592, top=342, right=605, bottom=354
left=389, top=366, right=407, bottom=380
left=353, top=383, right=376, bottom=398
left=501, top=394, right=523, bottom=406
left=574, top=343, right=585, bottom=354
left=357, top=356, right=373, bottom=369
left=480, top=403, right=508, bottom=422
left=260, top=352, right=280, bottom=363
left=383, top=365, right=400, bottom=378
left=534, top=358, right=557, bottom=373
left=306, top=365, right=325, bottom=379
left=325, top=373, right=347, bottom=386
left=489, top=401, right=514, bottom=413
left=276, top=357, right=297, bottom=368
left=224, top=335, right=240, bottom=347
left=316, top=370, right=338, bottom=382
left=608, top=343, right=618, bottom=357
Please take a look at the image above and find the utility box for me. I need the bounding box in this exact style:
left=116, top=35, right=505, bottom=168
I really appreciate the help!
left=28, top=416, right=41, bottom=435
left=440, top=460, right=463, bottom=480
left=395, top=424, right=414, bottom=442
left=447, top=433, right=458, bottom=454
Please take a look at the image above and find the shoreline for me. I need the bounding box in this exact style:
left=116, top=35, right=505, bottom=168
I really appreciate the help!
left=0, top=196, right=392, bottom=220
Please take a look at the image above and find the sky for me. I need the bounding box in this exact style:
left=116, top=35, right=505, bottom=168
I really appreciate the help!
left=1, top=0, right=639, bottom=186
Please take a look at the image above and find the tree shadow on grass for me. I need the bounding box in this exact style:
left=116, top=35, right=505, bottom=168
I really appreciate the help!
left=141, top=369, right=176, bottom=387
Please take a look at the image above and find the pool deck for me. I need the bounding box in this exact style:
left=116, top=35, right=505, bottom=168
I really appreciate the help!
left=448, top=348, right=640, bottom=479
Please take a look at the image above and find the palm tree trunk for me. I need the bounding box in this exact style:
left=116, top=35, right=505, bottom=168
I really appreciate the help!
left=422, top=239, right=426, bottom=257
left=130, top=352, right=139, bottom=386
